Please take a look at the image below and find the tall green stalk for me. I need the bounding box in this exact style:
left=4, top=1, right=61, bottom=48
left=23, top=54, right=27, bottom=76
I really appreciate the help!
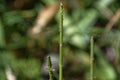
left=0, top=19, right=5, bottom=47
left=90, top=36, right=94, bottom=80
left=47, top=56, right=54, bottom=80
left=59, top=1, right=63, bottom=80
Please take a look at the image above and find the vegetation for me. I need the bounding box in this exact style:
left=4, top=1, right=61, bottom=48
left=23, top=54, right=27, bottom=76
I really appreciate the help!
left=47, top=56, right=54, bottom=80
left=59, top=1, right=63, bottom=80
left=0, top=0, right=120, bottom=80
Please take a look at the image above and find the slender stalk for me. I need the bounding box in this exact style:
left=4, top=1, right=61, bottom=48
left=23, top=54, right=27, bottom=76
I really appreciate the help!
left=0, top=19, right=5, bottom=48
left=47, top=56, right=54, bottom=80
left=90, top=36, right=94, bottom=80
left=59, top=1, right=63, bottom=80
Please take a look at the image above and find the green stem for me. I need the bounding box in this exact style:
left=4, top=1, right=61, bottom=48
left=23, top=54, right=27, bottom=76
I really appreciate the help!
left=59, top=1, right=63, bottom=80
left=47, top=56, right=54, bottom=80
left=0, top=19, right=5, bottom=48
left=90, top=36, right=94, bottom=80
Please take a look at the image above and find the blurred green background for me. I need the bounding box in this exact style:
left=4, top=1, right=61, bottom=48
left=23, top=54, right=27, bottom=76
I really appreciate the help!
left=0, top=0, right=120, bottom=80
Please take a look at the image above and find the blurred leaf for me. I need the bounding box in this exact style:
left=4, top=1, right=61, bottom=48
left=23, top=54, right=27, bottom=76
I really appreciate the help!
left=95, top=0, right=114, bottom=9
left=94, top=45, right=116, bottom=80
left=0, top=0, right=6, bottom=12
left=0, top=70, right=6, bottom=80
left=64, top=9, right=97, bottom=48
left=8, top=33, right=27, bottom=49
left=11, top=58, right=41, bottom=79
left=2, top=11, right=23, bottom=26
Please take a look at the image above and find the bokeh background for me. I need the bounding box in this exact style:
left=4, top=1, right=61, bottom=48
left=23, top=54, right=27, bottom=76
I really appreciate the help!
left=0, top=0, right=120, bottom=80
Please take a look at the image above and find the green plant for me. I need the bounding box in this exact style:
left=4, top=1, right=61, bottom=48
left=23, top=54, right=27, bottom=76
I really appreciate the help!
left=48, top=56, right=54, bottom=80
left=90, top=36, right=94, bottom=80
left=59, top=1, right=63, bottom=80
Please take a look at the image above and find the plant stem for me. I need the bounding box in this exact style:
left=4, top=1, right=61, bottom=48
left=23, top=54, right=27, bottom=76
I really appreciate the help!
left=48, top=56, right=54, bottom=80
left=59, top=1, right=63, bottom=80
left=0, top=19, right=5, bottom=48
left=90, top=36, right=94, bottom=80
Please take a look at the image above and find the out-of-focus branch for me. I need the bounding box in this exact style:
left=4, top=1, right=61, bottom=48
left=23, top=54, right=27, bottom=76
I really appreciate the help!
left=106, top=9, right=120, bottom=30
left=28, top=3, right=58, bottom=37
left=6, top=67, right=16, bottom=80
